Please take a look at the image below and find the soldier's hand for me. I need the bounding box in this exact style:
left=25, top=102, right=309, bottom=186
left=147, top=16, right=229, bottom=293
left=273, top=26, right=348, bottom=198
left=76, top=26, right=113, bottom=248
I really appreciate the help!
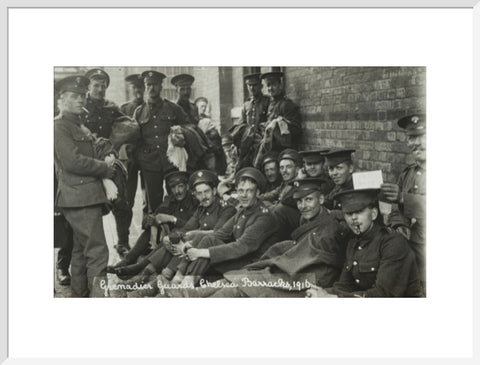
left=380, top=183, right=402, bottom=203
left=395, top=226, right=411, bottom=241
left=104, top=154, right=115, bottom=167
left=142, top=214, right=156, bottom=228
left=186, top=248, right=209, bottom=261
left=306, top=286, right=336, bottom=298
left=155, top=213, right=174, bottom=224
left=104, top=166, right=116, bottom=179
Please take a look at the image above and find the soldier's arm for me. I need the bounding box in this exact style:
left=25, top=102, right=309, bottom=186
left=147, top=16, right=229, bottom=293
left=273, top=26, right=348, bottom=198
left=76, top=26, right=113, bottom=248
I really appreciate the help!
left=180, top=211, right=201, bottom=233
left=259, top=184, right=282, bottom=203
left=281, top=99, right=302, bottom=135
left=54, top=123, right=111, bottom=178
left=208, top=214, right=277, bottom=264
left=213, top=214, right=236, bottom=242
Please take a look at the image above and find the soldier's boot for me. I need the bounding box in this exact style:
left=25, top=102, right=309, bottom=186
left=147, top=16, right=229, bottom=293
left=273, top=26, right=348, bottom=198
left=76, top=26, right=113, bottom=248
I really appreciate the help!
left=113, top=209, right=132, bottom=257
left=56, top=268, right=71, bottom=286
left=121, top=263, right=156, bottom=288
left=114, top=260, right=150, bottom=280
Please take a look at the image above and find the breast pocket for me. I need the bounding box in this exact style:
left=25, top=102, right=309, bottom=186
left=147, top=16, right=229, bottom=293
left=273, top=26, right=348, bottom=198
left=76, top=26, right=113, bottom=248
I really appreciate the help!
left=358, top=260, right=380, bottom=275
left=72, top=132, right=95, bottom=157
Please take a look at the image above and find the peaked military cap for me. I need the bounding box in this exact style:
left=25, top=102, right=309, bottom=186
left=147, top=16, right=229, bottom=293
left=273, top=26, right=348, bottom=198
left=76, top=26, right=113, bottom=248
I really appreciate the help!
left=235, top=167, right=267, bottom=193
left=333, top=188, right=379, bottom=214
left=244, top=73, right=262, bottom=85
left=125, top=74, right=144, bottom=86
left=164, top=171, right=190, bottom=187
left=323, top=148, right=355, bottom=167
left=171, top=74, right=195, bottom=87
left=194, top=96, right=208, bottom=105
left=292, top=177, right=328, bottom=200
left=261, top=151, right=280, bottom=167
left=142, top=70, right=166, bottom=83
left=85, top=68, right=110, bottom=87
left=299, top=149, right=330, bottom=164
left=55, top=75, right=90, bottom=94
left=397, top=114, right=426, bottom=136
left=189, top=170, right=219, bottom=189
left=261, top=71, right=284, bottom=81
left=278, top=148, right=302, bottom=166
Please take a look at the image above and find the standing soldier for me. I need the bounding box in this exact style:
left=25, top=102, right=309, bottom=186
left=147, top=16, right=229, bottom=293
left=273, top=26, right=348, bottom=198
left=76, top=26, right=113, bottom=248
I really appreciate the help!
left=120, top=74, right=145, bottom=117
left=254, top=71, right=302, bottom=168
left=171, top=73, right=198, bottom=125
left=381, top=114, right=426, bottom=295
left=134, top=70, right=188, bottom=212
left=54, top=75, right=115, bottom=297
left=231, top=73, right=270, bottom=170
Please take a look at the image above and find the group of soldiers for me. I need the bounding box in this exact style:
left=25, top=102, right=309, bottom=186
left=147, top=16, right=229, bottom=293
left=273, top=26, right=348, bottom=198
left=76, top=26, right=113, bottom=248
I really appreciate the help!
left=53, top=68, right=426, bottom=298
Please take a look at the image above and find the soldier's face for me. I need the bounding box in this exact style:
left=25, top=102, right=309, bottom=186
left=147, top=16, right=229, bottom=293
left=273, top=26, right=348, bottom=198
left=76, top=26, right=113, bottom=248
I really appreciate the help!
left=88, top=78, right=107, bottom=100
left=194, top=183, right=216, bottom=208
left=279, top=159, right=298, bottom=182
left=145, top=80, right=162, bottom=101
left=344, top=206, right=378, bottom=235
left=171, top=182, right=188, bottom=201
left=130, top=83, right=145, bottom=101
left=196, top=100, right=208, bottom=116
left=265, top=79, right=283, bottom=98
left=177, top=86, right=191, bottom=100
left=60, top=91, right=86, bottom=115
left=297, top=192, right=323, bottom=221
left=236, top=180, right=258, bottom=209
left=328, top=162, right=353, bottom=186
left=407, top=133, right=426, bottom=163
left=263, top=161, right=279, bottom=183
left=247, top=83, right=262, bottom=97
left=304, top=161, right=324, bottom=177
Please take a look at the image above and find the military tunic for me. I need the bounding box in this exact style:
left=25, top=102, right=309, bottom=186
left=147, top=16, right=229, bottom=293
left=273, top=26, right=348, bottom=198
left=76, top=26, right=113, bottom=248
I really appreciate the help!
left=327, top=223, right=422, bottom=297
left=324, top=178, right=354, bottom=211
left=177, top=99, right=199, bottom=125
left=54, top=112, right=111, bottom=297
left=184, top=199, right=279, bottom=281
left=388, top=163, right=426, bottom=291
left=83, top=96, right=125, bottom=139
left=134, top=98, right=188, bottom=210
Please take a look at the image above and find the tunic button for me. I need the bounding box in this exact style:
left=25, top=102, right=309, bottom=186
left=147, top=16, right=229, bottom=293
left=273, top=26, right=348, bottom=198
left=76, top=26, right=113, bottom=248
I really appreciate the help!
left=180, top=209, right=183, bottom=212
left=414, top=185, right=418, bottom=189
left=371, top=267, right=375, bottom=271
left=338, top=203, right=342, bottom=207
left=292, top=241, right=296, bottom=245
left=80, top=180, right=83, bottom=183
left=313, top=232, right=316, bottom=235
left=154, top=125, right=157, bottom=128
left=358, top=246, right=362, bottom=250
left=355, top=279, right=360, bottom=283
left=237, top=225, right=241, bottom=229
left=241, top=215, right=245, bottom=219
left=203, top=223, right=207, bottom=227
left=206, top=212, right=209, bottom=216
left=417, top=171, right=422, bottom=175
left=155, top=136, right=158, bottom=138
left=353, top=261, right=358, bottom=266
left=99, top=117, right=101, bottom=120
left=156, top=145, right=160, bottom=149
left=99, top=126, right=102, bottom=129
left=153, top=116, right=156, bottom=119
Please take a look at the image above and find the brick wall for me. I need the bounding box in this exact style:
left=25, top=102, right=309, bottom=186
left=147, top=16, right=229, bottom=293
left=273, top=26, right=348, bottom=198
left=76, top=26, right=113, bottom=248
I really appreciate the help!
left=284, top=67, right=426, bottom=183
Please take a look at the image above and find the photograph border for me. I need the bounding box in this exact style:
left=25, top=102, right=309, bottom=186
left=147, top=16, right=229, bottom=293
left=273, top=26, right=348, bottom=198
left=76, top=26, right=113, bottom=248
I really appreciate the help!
left=2, top=1, right=480, bottom=364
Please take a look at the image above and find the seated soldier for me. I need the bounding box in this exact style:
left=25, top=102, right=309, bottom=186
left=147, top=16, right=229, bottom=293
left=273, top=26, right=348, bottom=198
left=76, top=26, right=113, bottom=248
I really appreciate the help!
left=262, top=149, right=303, bottom=239
left=306, top=188, right=423, bottom=298
left=120, top=170, right=237, bottom=297
left=258, top=151, right=282, bottom=200
left=107, top=170, right=197, bottom=276
left=322, top=149, right=355, bottom=222
left=298, top=149, right=335, bottom=194
left=159, top=177, right=347, bottom=298
left=177, top=167, right=280, bottom=288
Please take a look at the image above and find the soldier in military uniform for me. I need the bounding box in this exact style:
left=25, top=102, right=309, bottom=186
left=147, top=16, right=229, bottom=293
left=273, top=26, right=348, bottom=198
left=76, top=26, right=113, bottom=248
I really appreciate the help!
left=253, top=71, right=302, bottom=168
left=306, top=189, right=422, bottom=298
left=381, top=114, right=426, bottom=294
left=83, top=68, right=134, bottom=256
left=175, top=167, right=279, bottom=287
left=134, top=70, right=189, bottom=213
left=108, top=171, right=198, bottom=278
left=120, top=74, right=145, bottom=117
left=259, top=151, right=282, bottom=194
left=54, top=75, right=116, bottom=297
left=230, top=73, right=270, bottom=170
left=171, top=73, right=198, bottom=124
left=323, top=149, right=355, bottom=212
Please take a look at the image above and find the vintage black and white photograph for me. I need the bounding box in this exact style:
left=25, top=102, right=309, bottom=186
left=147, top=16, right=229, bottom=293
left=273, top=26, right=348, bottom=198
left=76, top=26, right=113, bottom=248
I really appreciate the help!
left=53, top=66, right=426, bottom=299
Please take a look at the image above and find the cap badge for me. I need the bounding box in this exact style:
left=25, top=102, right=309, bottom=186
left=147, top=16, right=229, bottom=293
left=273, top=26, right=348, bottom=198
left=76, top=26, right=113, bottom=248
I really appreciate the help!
left=75, top=77, right=81, bottom=84
left=198, top=172, right=203, bottom=177
left=294, top=181, right=299, bottom=187
left=412, top=116, right=419, bottom=124
left=149, top=72, right=153, bottom=77
left=96, top=70, right=102, bottom=75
